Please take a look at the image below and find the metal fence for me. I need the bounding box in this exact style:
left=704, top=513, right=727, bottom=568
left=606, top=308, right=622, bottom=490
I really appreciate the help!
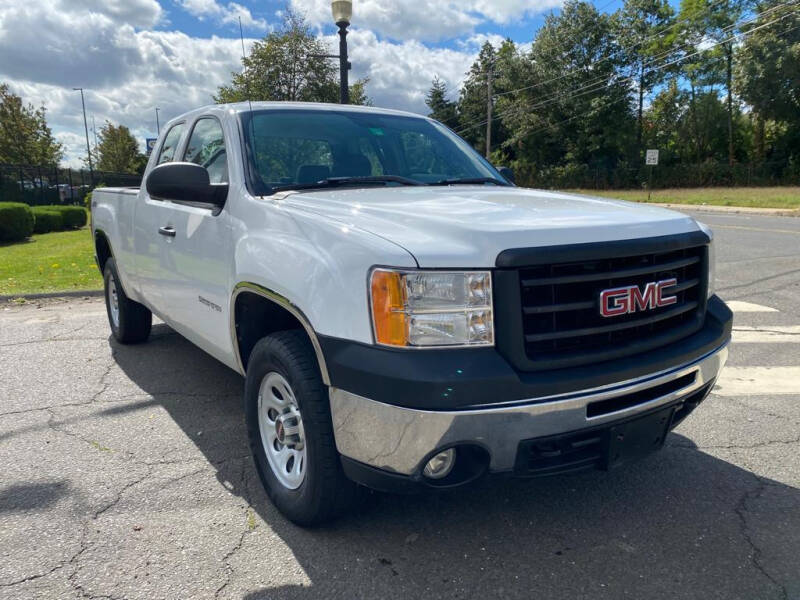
left=0, top=163, right=142, bottom=206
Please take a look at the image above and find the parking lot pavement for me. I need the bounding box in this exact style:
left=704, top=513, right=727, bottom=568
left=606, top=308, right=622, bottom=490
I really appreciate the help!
left=1, top=211, right=798, bottom=600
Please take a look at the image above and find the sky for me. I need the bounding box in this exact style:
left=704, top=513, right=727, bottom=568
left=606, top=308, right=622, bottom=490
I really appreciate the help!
left=0, top=0, right=616, bottom=167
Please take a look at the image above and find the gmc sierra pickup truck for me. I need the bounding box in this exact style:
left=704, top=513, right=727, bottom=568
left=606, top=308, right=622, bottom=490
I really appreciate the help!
left=92, top=102, right=732, bottom=525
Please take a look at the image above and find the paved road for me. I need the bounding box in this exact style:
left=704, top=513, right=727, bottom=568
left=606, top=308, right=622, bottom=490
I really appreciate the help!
left=1, top=211, right=798, bottom=600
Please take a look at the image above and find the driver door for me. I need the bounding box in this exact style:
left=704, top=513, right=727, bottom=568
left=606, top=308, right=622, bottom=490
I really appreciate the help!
left=156, top=116, right=234, bottom=359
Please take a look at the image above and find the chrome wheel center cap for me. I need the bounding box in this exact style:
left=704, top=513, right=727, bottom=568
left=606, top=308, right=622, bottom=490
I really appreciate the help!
left=275, top=419, right=286, bottom=443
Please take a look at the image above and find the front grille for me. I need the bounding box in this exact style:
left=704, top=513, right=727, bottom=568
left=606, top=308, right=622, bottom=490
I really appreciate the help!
left=515, top=243, right=706, bottom=369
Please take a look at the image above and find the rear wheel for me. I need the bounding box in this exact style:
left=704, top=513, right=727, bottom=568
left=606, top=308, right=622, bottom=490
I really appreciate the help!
left=103, top=258, right=152, bottom=344
left=245, top=330, right=358, bottom=525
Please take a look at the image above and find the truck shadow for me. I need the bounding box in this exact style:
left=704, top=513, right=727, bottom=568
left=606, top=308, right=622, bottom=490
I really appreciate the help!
left=110, top=324, right=799, bottom=600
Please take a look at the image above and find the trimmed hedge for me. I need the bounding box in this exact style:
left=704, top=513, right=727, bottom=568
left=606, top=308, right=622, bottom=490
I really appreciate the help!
left=31, top=208, right=64, bottom=234
left=0, top=202, right=35, bottom=242
left=36, top=205, right=88, bottom=229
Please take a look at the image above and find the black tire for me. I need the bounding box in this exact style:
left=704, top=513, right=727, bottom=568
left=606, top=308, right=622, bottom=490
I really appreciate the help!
left=103, top=257, right=152, bottom=344
left=245, top=330, right=359, bottom=526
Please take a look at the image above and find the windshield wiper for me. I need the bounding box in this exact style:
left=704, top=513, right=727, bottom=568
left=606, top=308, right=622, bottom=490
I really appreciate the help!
left=271, top=175, right=423, bottom=193
left=429, top=177, right=508, bottom=186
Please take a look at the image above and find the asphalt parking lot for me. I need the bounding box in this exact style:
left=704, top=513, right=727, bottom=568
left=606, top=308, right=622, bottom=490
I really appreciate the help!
left=1, top=210, right=798, bottom=600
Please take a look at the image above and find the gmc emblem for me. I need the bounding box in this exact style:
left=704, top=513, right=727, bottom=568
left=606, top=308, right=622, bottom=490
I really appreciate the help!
left=599, top=278, right=678, bottom=317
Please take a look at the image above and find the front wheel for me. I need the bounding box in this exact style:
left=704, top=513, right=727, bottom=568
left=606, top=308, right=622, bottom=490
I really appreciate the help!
left=244, top=330, right=358, bottom=525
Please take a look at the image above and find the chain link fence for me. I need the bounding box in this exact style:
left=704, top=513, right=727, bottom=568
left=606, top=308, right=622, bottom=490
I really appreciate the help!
left=0, top=163, right=142, bottom=206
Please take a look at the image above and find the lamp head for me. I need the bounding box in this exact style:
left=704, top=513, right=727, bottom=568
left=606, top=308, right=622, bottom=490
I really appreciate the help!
left=331, top=0, right=352, bottom=25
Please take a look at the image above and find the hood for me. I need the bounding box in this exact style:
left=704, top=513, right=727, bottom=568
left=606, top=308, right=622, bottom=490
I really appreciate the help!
left=280, top=186, right=701, bottom=267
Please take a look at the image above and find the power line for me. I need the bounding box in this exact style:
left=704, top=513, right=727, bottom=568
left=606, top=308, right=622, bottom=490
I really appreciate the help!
left=489, top=17, right=800, bottom=152
left=492, top=0, right=733, bottom=101
left=455, top=4, right=797, bottom=136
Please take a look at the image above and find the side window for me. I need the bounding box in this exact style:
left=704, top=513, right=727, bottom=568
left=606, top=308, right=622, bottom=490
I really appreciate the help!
left=157, top=123, right=184, bottom=164
left=184, top=118, right=228, bottom=184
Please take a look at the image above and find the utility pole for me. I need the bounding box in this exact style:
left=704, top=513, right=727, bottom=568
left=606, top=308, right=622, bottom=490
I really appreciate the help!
left=485, top=65, right=493, bottom=160
left=73, top=87, right=93, bottom=183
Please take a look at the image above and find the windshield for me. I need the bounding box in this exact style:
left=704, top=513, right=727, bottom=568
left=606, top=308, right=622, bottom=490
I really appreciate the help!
left=240, top=109, right=508, bottom=195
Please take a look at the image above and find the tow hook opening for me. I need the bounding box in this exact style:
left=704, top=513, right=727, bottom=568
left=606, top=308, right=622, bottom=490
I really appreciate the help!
left=420, top=445, right=490, bottom=488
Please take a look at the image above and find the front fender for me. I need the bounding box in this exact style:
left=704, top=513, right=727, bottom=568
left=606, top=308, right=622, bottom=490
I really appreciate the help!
left=233, top=198, right=416, bottom=345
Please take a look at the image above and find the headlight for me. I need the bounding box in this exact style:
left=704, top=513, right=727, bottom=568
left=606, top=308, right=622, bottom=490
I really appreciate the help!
left=370, top=269, right=493, bottom=347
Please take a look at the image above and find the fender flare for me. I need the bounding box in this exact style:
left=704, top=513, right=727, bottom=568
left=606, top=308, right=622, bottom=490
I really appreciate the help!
left=230, top=282, right=331, bottom=385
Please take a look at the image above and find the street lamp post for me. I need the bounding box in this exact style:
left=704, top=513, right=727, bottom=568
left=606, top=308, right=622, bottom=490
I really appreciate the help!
left=155, top=107, right=161, bottom=134
left=331, top=1, right=352, bottom=104
left=73, top=87, right=93, bottom=183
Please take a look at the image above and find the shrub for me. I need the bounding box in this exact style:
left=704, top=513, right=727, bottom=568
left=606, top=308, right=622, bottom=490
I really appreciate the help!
left=0, top=202, right=35, bottom=243
left=35, top=205, right=88, bottom=229
left=31, top=207, right=63, bottom=234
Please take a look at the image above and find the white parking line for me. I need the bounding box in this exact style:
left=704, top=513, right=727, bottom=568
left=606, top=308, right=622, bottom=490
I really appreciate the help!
left=713, top=367, right=800, bottom=396
left=726, top=300, right=779, bottom=313
left=733, top=326, right=800, bottom=343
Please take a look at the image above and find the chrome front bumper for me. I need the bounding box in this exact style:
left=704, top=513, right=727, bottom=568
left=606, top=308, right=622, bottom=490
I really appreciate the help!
left=329, top=343, right=728, bottom=476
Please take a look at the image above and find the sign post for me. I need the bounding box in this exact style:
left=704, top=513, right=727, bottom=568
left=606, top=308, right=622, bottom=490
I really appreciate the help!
left=645, top=149, right=659, bottom=202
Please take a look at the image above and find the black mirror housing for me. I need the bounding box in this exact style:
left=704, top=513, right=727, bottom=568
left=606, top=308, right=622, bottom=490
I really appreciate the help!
left=497, top=166, right=515, bottom=185
left=146, top=162, right=228, bottom=208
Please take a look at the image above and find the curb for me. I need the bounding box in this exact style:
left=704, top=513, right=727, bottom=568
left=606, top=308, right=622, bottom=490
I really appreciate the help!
left=1, top=290, right=103, bottom=302
left=650, top=203, right=800, bottom=217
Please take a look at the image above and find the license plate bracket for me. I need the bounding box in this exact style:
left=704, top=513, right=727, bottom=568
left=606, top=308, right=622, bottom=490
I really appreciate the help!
left=604, top=405, right=676, bottom=470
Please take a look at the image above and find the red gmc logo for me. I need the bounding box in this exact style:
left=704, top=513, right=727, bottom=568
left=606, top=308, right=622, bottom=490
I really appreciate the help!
left=599, top=279, right=678, bottom=317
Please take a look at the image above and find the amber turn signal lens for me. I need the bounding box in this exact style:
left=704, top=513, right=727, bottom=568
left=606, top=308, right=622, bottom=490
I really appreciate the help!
left=371, top=270, right=407, bottom=346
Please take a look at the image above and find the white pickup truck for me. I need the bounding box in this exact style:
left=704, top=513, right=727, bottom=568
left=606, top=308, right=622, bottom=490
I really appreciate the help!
left=92, top=102, right=732, bottom=525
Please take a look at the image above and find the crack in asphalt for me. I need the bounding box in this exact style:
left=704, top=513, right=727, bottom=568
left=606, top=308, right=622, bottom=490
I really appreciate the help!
left=734, top=476, right=790, bottom=600
left=214, top=459, right=256, bottom=600
left=668, top=434, right=800, bottom=451
left=0, top=336, right=108, bottom=348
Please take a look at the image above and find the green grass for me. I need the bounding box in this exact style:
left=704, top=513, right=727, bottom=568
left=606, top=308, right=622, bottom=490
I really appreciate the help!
left=567, top=186, right=800, bottom=209
left=0, top=228, right=101, bottom=296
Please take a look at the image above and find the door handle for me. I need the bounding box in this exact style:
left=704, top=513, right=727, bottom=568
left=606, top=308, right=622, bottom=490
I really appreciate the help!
left=158, top=226, right=176, bottom=237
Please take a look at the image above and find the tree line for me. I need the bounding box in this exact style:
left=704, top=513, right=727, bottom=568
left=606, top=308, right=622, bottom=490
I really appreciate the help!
left=426, top=0, right=800, bottom=188
left=0, top=83, right=147, bottom=174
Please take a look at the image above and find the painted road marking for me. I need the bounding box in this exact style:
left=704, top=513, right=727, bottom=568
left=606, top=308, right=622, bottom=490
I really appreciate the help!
left=726, top=300, right=779, bottom=313
left=713, top=367, right=800, bottom=396
left=733, top=326, right=800, bottom=343
left=714, top=224, right=800, bottom=235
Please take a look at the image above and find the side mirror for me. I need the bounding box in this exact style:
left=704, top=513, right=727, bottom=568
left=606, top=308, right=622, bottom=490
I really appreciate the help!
left=146, top=162, right=228, bottom=208
left=497, top=166, right=515, bottom=185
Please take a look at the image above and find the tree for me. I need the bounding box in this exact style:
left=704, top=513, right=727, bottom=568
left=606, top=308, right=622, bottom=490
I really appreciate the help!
left=93, top=121, right=146, bottom=174
left=0, top=83, right=63, bottom=165
left=499, top=1, right=635, bottom=171
left=680, top=0, right=750, bottom=165
left=214, top=10, right=369, bottom=105
left=425, top=76, right=458, bottom=129
left=613, top=0, right=676, bottom=153
left=735, top=1, right=800, bottom=162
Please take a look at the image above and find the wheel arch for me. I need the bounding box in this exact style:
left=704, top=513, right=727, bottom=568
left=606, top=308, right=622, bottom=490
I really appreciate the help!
left=94, top=229, right=113, bottom=272
left=231, top=282, right=330, bottom=385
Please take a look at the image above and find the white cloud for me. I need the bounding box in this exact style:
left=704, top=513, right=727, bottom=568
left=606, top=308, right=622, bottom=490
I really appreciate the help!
left=176, top=0, right=268, bottom=30
left=56, top=0, right=164, bottom=28
left=339, top=29, right=474, bottom=113
left=0, top=0, right=485, bottom=167
left=292, top=0, right=561, bottom=41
